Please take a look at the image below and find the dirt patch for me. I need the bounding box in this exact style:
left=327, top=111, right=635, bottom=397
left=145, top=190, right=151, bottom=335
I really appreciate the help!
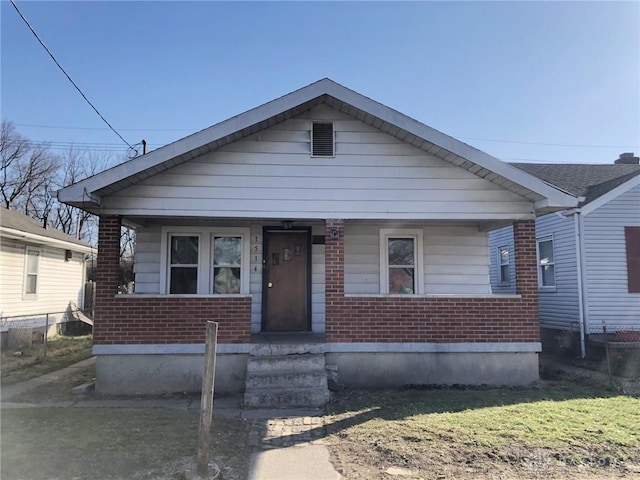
left=1, top=408, right=252, bottom=480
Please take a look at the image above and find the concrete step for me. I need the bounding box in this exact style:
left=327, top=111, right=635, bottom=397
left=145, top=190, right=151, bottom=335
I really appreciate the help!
left=246, top=354, right=326, bottom=374
left=244, top=387, right=331, bottom=409
left=250, top=343, right=325, bottom=356
left=246, top=371, right=328, bottom=390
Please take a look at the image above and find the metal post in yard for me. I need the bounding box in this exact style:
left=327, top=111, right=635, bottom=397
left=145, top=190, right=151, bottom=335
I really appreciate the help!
left=43, top=314, right=49, bottom=358
left=197, top=321, right=218, bottom=478
left=603, top=325, right=612, bottom=386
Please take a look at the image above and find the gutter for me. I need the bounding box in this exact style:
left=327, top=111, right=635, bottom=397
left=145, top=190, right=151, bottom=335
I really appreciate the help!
left=573, top=212, right=586, bottom=358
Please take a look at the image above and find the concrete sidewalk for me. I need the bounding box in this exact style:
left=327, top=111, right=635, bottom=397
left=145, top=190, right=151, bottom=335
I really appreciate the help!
left=1, top=357, right=342, bottom=479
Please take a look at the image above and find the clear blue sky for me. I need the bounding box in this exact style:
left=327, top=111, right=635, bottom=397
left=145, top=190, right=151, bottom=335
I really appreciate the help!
left=2, top=1, right=639, bottom=165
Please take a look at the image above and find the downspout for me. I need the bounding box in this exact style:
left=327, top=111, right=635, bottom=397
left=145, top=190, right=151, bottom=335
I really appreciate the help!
left=574, top=212, right=587, bottom=358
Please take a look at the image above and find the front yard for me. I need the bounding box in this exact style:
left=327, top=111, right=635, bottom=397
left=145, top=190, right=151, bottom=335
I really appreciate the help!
left=325, top=384, right=640, bottom=479
left=1, top=360, right=639, bottom=479
left=1, top=334, right=93, bottom=385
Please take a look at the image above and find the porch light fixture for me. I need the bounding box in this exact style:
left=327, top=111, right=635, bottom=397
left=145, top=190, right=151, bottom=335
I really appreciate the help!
left=331, top=228, right=339, bottom=240
left=281, top=220, right=293, bottom=230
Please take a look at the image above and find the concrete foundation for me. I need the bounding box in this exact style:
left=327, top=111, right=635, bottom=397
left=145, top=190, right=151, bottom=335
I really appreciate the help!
left=326, top=351, right=540, bottom=387
left=94, top=347, right=539, bottom=395
left=95, top=354, right=249, bottom=395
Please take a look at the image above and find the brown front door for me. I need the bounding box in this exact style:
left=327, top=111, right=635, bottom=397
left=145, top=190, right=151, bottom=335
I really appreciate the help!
left=263, top=229, right=310, bottom=331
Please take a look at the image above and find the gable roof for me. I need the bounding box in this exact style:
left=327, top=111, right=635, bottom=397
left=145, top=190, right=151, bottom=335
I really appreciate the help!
left=0, top=207, right=92, bottom=253
left=511, top=163, right=640, bottom=206
left=58, top=78, right=577, bottom=213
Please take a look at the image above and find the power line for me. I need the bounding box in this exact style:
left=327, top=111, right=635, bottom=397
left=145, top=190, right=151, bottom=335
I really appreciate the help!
left=459, top=136, right=639, bottom=149
left=12, top=122, right=640, bottom=150
left=14, top=123, right=196, bottom=132
left=9, top=0, right=138, bottom=156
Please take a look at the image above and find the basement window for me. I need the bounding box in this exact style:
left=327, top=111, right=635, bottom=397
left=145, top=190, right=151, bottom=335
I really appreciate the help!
left=311, top=122, right=334, bottom=157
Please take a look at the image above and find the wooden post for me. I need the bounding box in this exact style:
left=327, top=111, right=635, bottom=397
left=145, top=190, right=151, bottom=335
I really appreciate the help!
left=197, top=321, right=218, bottom=477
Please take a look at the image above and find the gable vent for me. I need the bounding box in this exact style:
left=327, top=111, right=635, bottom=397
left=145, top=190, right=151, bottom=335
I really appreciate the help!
left=312, top=122, right=334, bottom=157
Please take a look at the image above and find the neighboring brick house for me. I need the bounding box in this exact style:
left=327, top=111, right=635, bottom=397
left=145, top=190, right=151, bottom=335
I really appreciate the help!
left=489, top=155, right=640, bottom=356
left=58, top=79, right=577, bottom=398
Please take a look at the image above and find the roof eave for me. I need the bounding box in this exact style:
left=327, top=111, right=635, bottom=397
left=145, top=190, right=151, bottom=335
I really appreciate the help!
left=0, top=226, right=93, bottom=253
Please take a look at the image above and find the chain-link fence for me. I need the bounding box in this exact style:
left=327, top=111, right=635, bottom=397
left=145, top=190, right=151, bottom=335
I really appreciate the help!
left=0, top=308, right=93, bottom=356
left=586, top=324, right=640, bottom=385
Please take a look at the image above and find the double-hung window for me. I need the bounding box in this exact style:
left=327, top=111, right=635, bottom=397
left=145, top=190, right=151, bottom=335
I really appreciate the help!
left=23, top=248, right=40, bottom=297
left=380, top=229, right=424, bottom=294
left=212, top=236, right=242, bottom=294
left=162, top=227, right=249, bottom=295
left=498, top=246, right=510, bottom=284
left=169, top=235, right=199, bottom=294
left=537, top=237, right=556, bottom=289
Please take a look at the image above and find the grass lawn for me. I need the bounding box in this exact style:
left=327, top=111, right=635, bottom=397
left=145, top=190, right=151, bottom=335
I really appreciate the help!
left=325, top=383, right=640, bottom=479
left=1, top=335, right=93, bottom=385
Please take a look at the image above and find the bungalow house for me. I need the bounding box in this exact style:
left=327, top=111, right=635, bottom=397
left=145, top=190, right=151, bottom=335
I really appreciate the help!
left=0, top=207, right=93, bottom=346
left=58, top=79, right=577, bottom=405
left=489, top=155, right=640, bottom=357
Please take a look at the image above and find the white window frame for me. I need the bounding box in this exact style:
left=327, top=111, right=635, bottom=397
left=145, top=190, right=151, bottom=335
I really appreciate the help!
left=497, top=245, right=510, bottom=285
left=536, top=236, right=556, bottom=291
left=167, top=233, right=201, bottom=295
left=210, top=230, right=250, bottom=294
left=379, top=228, right=424, bottom=295
left=160, top=227, right=250, bottom=295
left=23, top=247, right=41, bottom=298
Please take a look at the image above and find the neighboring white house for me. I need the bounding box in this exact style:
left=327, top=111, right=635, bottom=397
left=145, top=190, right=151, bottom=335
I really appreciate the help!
left=489, top=154, right=640, bottom=356
left=0, top=207, right=93, bottom=341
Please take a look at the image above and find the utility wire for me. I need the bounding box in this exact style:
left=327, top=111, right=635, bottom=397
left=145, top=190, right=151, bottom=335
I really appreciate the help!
left=9, top=0, right=138, bottom=156
left=13, top=122, right=639, bottom=150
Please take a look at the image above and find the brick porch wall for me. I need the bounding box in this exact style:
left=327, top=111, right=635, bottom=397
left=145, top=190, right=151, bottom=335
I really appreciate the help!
left=94, top=215, right=251, bottom=345
left=325, top=219, right=539, bottom=343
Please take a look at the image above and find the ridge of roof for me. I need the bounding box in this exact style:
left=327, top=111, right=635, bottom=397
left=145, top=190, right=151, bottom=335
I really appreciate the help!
left=0, top=207, right=91, bottom=249
left=510, top=163, right=640, bottom=205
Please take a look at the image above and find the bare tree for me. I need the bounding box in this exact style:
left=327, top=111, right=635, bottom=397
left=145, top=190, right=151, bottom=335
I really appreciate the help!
left=51, top=147, right=112, bottom=242
left=0, top=121, right=59, bottom=218
left=1, top=122, right=124, bottom=246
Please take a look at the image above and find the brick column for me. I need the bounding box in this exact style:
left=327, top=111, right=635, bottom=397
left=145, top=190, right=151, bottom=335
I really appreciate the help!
left=95, top=215, right=121, bottom=309
left=325, top=219, right=344, bottom=340
left=513, top=220, right=540, bottom=340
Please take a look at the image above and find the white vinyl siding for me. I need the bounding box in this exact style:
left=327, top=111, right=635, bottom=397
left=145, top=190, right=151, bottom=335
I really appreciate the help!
left=0, top=238, right=86, bottom=319
left=345, top=223, right=491, bottom=295
left=535, top=213, right=580, bottom=331
left=583, top=184, right=640, bottom=332
left=103, top=105, right=533, bottom=221
left=132, top=225, right=161, bottom=294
